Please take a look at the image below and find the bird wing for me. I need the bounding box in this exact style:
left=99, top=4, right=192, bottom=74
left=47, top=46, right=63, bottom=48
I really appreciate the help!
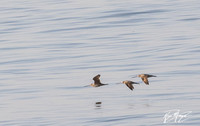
left=142, top=77, right=149, bottom=85
left=147, top=74, right=156, bottom=77
left=93, top=74, right=101, bottom=84
left=125, top=83, right=134, bottom=90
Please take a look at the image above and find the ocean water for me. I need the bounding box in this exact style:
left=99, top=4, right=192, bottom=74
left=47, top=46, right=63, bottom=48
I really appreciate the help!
left=0, top=0, right=200, bottom=125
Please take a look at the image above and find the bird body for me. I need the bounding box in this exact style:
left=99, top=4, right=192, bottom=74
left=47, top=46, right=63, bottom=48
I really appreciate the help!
left=122, top=80, right=139, bottom=90
left=90, top=74, right=108, bottom=87
left=137, top=74, right=156, bottom=85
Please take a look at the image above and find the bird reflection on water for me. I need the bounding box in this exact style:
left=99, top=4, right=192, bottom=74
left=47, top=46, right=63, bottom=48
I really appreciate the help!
left=95, top=102, right=102, bottom=109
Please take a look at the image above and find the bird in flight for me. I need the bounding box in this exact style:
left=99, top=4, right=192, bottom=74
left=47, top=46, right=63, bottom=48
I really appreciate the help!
left=134, top=74, right=156, bottom=85
left=121, top=80, right=139, bottom=91
left=90, top=74, right=108, bottom=87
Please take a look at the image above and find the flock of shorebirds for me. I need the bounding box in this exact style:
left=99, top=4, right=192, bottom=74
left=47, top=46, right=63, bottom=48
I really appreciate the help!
left=90, top=74, right=156, bottom=91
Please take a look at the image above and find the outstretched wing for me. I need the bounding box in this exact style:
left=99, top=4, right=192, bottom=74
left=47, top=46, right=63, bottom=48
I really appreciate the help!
left=126, top=81, right=134, bottom=90
left=93, top=74, right=101, bottom=84
left=147, top=74, right=156, bottom=77
left=142, top=77, right=149, bottom=85
left=125, top=83, right=134, bottom=90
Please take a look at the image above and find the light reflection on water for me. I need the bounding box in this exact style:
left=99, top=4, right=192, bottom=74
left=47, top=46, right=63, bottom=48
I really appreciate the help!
left=0, top=0, right=200, bottom=125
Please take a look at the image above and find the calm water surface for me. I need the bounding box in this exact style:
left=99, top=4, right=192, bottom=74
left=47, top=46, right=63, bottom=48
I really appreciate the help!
left=0, top=0, right=200, bottom=125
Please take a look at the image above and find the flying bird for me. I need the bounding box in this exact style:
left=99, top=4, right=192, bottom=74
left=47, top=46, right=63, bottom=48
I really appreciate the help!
left=135, top=74, right=156, bottom=85
left=122, top=80, right=139, bottom=91
left=90, top=74, right=108, bottom=87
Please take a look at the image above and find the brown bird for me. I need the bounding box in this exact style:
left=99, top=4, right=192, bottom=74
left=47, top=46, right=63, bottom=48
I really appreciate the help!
left=90, top=74, right=108, bottom=87
left=136, top=74, right=156, bottom=85
left=122, top=80, right=139, bottom=91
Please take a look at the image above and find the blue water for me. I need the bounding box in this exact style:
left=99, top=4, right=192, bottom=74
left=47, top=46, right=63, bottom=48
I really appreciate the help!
left=0, top=0, right=200, bottom=125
